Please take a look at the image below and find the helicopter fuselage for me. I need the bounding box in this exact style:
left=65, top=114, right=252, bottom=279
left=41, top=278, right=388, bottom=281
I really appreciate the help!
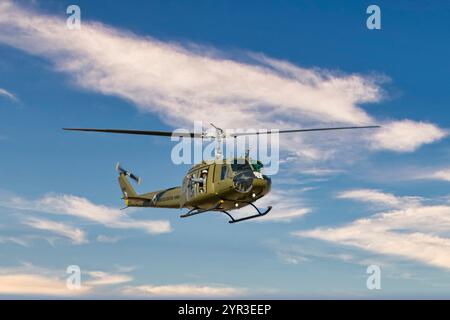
left=121, top=159, right=271, bottom=212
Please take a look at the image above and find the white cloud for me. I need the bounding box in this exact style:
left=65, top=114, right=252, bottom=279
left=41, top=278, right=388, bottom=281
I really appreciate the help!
left=271, top=241, right=355, bottom=266
left=428, top=169, right=450, bottom=182
left=0, top=236, right=31, bottom=247
left=370, top=120, right=447, bottom=152
left=0, top=264, right=133, bottom=297
left=113, top=265, right=137, bottom=273
left=0, top=263, right=249, bottom=298
left=0, top=265, right=89, bottom=296
left=0, top=1, right=443, bottom=161
left=0, top=2, right=377, bottom=126
left=0, top=274, right=85, bottom=296
left=121, top=284, right=246, bottom=297
left=0, top=192, right=172, bottom=235
left=336, top=189, right=422, bottom=209
left=84, top=271, right=132, bottom=286
left=234, top=190, right=310, bottom=222
left=296, top=190, right=450, bottom=271
left=23, top=217, right=87, bottom=245
left=0, top=88, right=17, bottom=101
left=97, top=235, right=122, bottom=243
left=299, top=168, right=344, bottom=176
left=0, top=233, right=61, bottom=247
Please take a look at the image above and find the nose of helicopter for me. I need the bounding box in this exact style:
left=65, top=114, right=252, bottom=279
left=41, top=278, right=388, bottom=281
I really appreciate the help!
left=252, top=175, right=272, bottom=196
left=233, top=172, right=272, bottom=195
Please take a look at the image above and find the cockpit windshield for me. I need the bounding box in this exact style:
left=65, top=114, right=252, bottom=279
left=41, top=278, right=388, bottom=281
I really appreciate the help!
left=230, top=160, right=264, bottom=174
left=231, top=161, right=255, bottom=193
left=231, top=162, right=253, bottom=173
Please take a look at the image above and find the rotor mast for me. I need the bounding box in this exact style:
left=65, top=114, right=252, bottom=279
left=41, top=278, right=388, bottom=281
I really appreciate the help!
left=209, top=123, right=225, bottom=161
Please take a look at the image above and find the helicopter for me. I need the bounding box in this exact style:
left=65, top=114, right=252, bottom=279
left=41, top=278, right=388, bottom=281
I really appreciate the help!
left=63, top=123, right=379, bottom=223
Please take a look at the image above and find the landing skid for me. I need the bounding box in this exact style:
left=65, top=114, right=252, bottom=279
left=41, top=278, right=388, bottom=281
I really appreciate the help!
left=180, top=206, right=217, bottom=219
left=226, top=203, right=272, bottom=224
left=180, top=202, right=272, bottom=224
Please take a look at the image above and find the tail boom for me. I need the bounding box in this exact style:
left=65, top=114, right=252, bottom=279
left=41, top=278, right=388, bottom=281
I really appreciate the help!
left=119, top=173, right=181, bottom=209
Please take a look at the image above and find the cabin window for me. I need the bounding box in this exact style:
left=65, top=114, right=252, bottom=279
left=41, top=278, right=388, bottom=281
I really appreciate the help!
left=188, top=174, right=196, bottom=198
left=220, top=165, right=227, bottom=180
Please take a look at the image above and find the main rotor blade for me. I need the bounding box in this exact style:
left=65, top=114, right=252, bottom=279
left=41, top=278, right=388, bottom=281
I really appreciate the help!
left=63, top=128, right=203, bottom=138
left=230, top=125, right=380, bottom=137
left=64, top=125, right=380, bottom=139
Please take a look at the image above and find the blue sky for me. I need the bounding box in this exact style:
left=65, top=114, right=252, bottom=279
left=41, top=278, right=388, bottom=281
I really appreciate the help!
left=1, top=0, right=450, bottom=298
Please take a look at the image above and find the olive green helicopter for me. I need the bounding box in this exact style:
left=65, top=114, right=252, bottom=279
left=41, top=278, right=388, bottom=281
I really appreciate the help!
left=64, top=124, right=378, bottom=223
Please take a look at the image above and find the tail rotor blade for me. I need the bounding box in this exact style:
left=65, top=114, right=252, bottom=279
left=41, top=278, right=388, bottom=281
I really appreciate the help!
left=129, top=173, right=142, bottom=185
left=115, top=163, right=141, bottom=185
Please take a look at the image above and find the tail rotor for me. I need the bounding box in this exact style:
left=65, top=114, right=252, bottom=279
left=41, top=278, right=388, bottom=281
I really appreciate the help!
left=116, top=162, right=142, bottom=185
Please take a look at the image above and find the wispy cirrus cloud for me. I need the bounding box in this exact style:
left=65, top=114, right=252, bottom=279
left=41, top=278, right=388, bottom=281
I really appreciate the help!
left=0, top=1, right=445, bottom=161
left=336, top=189, right=423, bottom=209
left=121, top=283, right=247, bottom=298
left=96, top=235, right=122, bottom=243
left=23, top=217, right=87, bottom=245
left=0, top=192, right=172, bottom=236
left=296, top=189, right=450, bottom=271
left=0, top=88, right=17, bottom=102
left=0, top=236, right=31, bottom=247
left=84, top=271, right=132, bottom=287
